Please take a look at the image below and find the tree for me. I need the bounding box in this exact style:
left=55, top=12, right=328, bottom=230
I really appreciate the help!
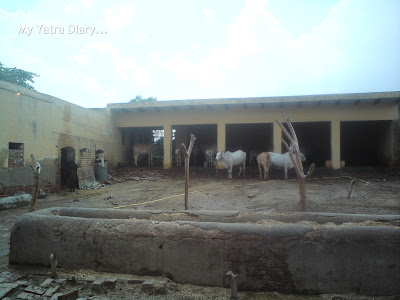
left=0, top=62, right=39, bottom=90
left=275, top=115, right=315, bottom=211
left=181, top=134, right=196, bottom=210
left=129, top=95, right=157, bottom=103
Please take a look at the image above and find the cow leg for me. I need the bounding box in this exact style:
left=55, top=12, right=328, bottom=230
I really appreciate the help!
left=258, top=163, right=262, bottom=179
left=266, top=154, right=271, bottom=180
left=238, top=166, right=242, bottom=177
left=228, top=165, right=233, bottom=179
left=284, top=166, right=288, bottom=180
left=243, top=160, right=246, bottom=176
left=134, top=154, right=138, bottom=167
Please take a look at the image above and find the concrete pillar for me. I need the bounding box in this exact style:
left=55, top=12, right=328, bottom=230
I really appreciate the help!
left=217, top=123, right=226, bottom=152
left=331, top=120, right=341, bottom=169
left=163, top=124, right=172, bottom=169
left=273, top=122, right=282, bottom=153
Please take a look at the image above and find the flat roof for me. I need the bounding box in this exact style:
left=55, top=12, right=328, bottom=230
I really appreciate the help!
left=108, top=91, right=400, bottom=112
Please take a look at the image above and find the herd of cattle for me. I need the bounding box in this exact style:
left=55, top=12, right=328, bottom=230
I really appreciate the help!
left=60, top=143, right=306, bottom=191
left=132, top=143, right=306, bottom=180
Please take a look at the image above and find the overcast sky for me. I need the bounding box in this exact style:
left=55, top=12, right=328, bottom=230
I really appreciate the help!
left=1, top=0, right=399, bottom=108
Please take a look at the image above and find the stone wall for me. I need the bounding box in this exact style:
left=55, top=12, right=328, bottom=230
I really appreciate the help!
left=9, top=209, right=400, bottom=296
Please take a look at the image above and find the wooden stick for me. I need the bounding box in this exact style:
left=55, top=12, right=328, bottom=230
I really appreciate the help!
left=30, top=154, right=41, bottom=212
left=347, top=179, right=356, bottom=198
left=226, top=271, right=238, bottom=300
left=50, top=253, right=58, bottom=278
left=305, top=163, right=315, bottom=178
left=181, top=134, right=196, bottom=210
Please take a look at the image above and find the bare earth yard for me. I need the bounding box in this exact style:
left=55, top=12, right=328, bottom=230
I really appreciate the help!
left=1, top=165, right=399, bottom=299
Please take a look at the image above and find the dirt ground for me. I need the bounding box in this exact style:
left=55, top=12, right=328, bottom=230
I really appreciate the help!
left=1, top=165, right=400, bottom=299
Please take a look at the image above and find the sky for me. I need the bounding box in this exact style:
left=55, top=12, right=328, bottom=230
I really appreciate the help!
left=0, top=0, right=399, bottom=108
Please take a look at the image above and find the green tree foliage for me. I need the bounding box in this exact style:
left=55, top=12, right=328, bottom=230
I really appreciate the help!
left=129, top=95, right=157, bottom=103
left=0, top=62, right=39, bottom=90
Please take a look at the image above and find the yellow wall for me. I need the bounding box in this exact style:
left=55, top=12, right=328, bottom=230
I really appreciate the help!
left=0, top=81, right=121, bottom=191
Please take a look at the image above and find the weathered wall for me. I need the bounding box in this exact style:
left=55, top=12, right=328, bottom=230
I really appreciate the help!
left=9, top=208, right=400, bottom=296
left=0, top=81, right=121, bottom=195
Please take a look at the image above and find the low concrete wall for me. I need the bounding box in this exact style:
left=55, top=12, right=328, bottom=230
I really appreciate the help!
left=9, top=208, right=400, bottom=295
left=0, top=194, right=31, bottom=210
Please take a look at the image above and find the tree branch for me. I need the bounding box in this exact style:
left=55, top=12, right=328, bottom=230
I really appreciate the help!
left=305, top=163, right=315, bottom=178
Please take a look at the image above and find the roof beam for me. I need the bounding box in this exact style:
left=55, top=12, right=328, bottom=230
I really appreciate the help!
left=374, top=97, right=381, bottom=105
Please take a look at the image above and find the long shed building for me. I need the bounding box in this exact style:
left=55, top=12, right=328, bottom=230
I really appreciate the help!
left=109, top=91, right=400, bottom=170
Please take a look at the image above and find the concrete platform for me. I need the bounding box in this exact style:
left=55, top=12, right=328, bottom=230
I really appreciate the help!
left=9, top=208, right=400, bottom=295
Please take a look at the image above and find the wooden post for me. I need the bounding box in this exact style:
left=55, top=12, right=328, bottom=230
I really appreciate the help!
left=275, top=115, right=314, bottom=212
left=347, top=179, right=356, bottom=198
left=50, top=253, right=58, bottom=278
left=181, top=134, right=196, bottom=210
left=226, top=271, right=238, bottom=300
left=30, top=154, right=41, bottom=212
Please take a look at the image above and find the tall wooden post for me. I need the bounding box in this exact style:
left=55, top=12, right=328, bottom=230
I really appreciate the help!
left=181, top=134, right=196, bottom=210
left=30, top=154, right=41, bottom=212
left=275, top=116, right=314, bottom=212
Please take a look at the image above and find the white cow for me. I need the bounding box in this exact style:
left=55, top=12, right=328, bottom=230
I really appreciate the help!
left=268, top=152, right=306, bottom=179
left=132, top=144, right=160, bottom=167
left=202, top=144, right=217, bottom=167
left=175, top=149, right=183, bottom=167
left=215, top=150, right=246, bottom=179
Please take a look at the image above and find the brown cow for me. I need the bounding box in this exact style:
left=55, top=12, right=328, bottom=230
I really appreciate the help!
left=257, top=152, right=272, bottom=180
left=132, top=144, right=161, bottom=167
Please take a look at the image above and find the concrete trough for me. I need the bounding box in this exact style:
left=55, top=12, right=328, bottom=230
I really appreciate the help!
left=0, top=193, right=31, bottom=210
left=9, top=208, right=400, bottom=295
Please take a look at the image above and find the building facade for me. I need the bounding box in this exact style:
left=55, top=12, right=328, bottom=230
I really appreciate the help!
left=1, top=79, right=399, bottom=195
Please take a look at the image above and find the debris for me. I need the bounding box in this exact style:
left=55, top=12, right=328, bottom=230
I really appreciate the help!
left=0, top=283, right=18, bottom=298
left=141, top=279, right=167, bottom=295
left=91, top=278, right=116, bottom=294
left=24, top=285, right=46, bottom=295
left=37, top=189, right=47, bottom=199
left=248, top=194, right=255, bottom=199
left=43, top=285, right=60, bottom=297
left=39, top=279, right=54, bottom=288
left=50, top=289, right=79, bottom=300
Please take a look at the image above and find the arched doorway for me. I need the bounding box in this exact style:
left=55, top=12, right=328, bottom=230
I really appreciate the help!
left=60, top=146, right=78, bottom=191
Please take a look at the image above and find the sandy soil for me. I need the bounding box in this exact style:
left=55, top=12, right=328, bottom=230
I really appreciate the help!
left=1, top=165, right=399, bottom=299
